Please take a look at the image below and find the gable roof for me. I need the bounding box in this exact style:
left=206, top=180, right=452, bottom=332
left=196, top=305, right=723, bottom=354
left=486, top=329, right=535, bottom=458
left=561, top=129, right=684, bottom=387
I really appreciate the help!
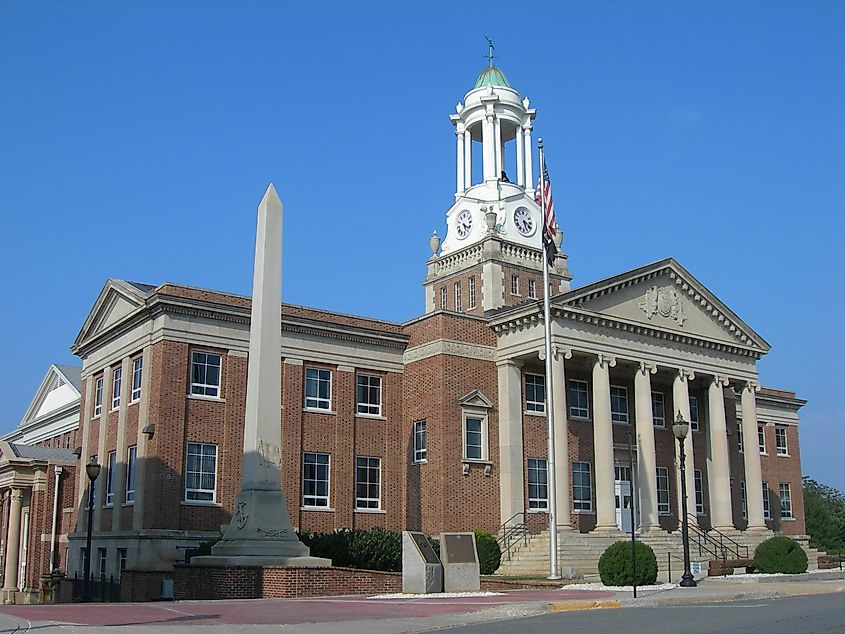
left=72, top=279, right=151, bottom=351
left=19, top=364, right=82, bottom=426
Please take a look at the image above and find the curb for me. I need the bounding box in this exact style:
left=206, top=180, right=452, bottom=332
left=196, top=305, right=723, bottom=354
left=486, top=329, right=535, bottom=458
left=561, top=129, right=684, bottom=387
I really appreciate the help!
left=548, top=599, right=621, bottom=612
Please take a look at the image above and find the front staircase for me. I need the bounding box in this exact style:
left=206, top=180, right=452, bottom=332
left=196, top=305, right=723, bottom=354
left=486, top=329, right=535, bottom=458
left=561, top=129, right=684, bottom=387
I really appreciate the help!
left=497, top=519, right=824, bottom=579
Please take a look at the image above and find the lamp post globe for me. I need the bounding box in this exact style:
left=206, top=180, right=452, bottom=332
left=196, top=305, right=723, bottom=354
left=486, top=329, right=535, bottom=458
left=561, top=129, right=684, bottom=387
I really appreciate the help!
left=83, top=459, right=101, bottom=602
left=673, top=411, right=697, bottom=588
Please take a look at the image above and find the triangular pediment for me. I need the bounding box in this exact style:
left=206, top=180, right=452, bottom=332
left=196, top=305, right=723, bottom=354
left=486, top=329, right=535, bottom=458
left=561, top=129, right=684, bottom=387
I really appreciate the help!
left=73, top=280, right=150, bottom=349
left=21, top=364, right=82, bottom=425
left=557, top=259, right=769, bottom=351
left=458, top=389, right=494, bottom=409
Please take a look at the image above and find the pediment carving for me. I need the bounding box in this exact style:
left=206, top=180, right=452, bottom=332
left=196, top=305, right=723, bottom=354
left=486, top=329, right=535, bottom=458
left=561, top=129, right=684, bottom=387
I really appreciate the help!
left=639, top=285, right=687, bottom=327
left=458, top=389, right=493, bottom=409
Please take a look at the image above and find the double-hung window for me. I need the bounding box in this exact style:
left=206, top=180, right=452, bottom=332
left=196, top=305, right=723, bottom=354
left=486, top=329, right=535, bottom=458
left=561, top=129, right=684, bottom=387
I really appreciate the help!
left=656, top=467, right=670, bottom=515
left=356, top=374, right=382, bottom=416
left=355, top=456, right=381, bottom=510
left=775, top=427, right=788, bottom=456
left=572, top=462, right=592, bottom=512
left=511, top=275, right=519, bottom=296
left=527, top=458, right=548, bottom=510
left=111, top=367, right=122, bottom=410
left=191, top=352, right=222, bottom=397
left=302, top=452, right=330, bottom=507
left=651, top=392, right=665, bottom=427
left=527, top=279, right=537, bottom=299
left=305, top=368, right=332, bottom=410
left=610, top=386, right=629, bottom=424
left=779, top=483, right=793, bottom=519
left=463, top=414, right=486, bottom=461
left=93, top=376, right=104, bottom=417
left=762, top=482, right=771, bottom=519
left=131, top=357, right=143, bottom=402
left=454, top=282, right=462, bottom=312
left=569, top=379, right=589, bottom=419
left=413, top=420, right=427, bottom=463
left=689, top=396, right=700, bottom=431
left=525, top=373, right=546, bottom=413
left=185, top=442, right=218, bottom=502
left=758, top=425, right=767, bottom=454
left=105, top=451, right=116, bottom=506
left=468, top=277, right=476, bottom=309
left=694, top=469, right=705, bottom=515
left=440, top=287, right=447, bottom=310
left=125, top=445, right=137, bottom=503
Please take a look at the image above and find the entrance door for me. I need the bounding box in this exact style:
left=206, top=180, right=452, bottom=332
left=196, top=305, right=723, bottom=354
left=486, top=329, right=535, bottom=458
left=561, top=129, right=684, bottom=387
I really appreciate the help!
left=614, top=465, right=634, bottom=532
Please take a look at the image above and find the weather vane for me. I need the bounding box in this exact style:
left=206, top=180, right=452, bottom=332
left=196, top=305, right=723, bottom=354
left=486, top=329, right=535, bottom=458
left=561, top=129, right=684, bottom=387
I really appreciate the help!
left=484, top=36, right=495, bottom=67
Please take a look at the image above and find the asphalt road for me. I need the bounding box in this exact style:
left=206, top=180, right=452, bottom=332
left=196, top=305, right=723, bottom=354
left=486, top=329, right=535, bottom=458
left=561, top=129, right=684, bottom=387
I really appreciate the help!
left=443, top=593, right=845, bottom=634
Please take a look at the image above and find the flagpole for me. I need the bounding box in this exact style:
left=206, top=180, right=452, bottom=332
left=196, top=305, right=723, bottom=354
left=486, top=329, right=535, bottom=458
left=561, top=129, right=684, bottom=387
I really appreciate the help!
left=538, top=138, right=560, bottom=580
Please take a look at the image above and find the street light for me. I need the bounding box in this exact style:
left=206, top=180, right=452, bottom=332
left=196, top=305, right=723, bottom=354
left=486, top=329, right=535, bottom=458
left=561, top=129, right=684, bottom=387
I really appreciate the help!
left=83, top=459, right=101, bottom=602
left=672, top=411, right=697, bottom=588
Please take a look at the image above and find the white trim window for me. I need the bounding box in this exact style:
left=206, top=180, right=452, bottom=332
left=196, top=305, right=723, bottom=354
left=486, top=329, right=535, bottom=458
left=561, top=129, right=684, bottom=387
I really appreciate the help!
left=413, top=420, right=427, bottom=463
left=779, top=483, right=793, bottom=519
left=656, top=467, right=670, bottom=515
left=356, top=374, right=382, bottom=416
left=190, top=352, right=222, bottom=397
left=468, top=276, right=476, bottom=309
left=355, top=456, right=381, bottom=510
left=525, top=373, right=546, bottom=413
left=694, top=469, right=705, bottom=515
left=527, top=279, right=537, bottom=299
left=185, top=442, right=218, bottom=502
left=737, top=422, right=744, bottom=453
left=302, top=452, right=330, bottom=507
left=569, top=379, right=589, bottom=419
left=651, top=392, right=665, bottom=427
left=511, top=275, right=519, bottom=296
left=572, top=462, right=592, bottom=512
left=610, top=385, right=629, bottom=424
left=131, top=357, right=143, bottom=402
left=689, top=396, right=700, bottom=431
left=305, top=368, right=332, bottom=410
left=775, top=427, right=788, bottom=456
left=440, top=287, right=447, bottom=310
left=463, top=413, right=487, bottom=461
left=125, top=445, right=137, bottom=503
left=758, top=425, right=767, bottom=454
left=741, top=480, right=748, bottom=519
left=111, top=367, right=122, bottom=410
left=762, top=482, right=771, bottom=519
left=105, top=451, right=116, bottom=506
left=454, top=282, right=462, bottom=312
left=93, top=376, right=104, bottom=417
left=527, top=458, right=548, bottom=510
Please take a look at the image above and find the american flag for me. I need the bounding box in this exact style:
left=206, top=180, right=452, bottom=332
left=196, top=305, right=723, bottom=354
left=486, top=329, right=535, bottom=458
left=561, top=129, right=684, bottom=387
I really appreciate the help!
left=534, top=161, right=558, bottom=265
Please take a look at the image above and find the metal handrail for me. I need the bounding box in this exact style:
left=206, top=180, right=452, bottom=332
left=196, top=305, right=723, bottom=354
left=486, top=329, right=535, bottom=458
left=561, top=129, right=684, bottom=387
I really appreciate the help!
left=686, top=514, right=749, bottom=560
left=496, top=511, right=529, bottom=562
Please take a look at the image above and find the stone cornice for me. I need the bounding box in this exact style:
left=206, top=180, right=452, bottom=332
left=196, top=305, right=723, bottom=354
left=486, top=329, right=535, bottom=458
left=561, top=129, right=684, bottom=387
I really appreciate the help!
left=403, top=339, right=497, bottom=365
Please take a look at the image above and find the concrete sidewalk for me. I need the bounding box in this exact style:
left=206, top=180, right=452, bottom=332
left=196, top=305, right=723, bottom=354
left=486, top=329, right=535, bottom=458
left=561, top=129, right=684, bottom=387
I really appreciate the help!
left=0, top=571, right=842, bottom=634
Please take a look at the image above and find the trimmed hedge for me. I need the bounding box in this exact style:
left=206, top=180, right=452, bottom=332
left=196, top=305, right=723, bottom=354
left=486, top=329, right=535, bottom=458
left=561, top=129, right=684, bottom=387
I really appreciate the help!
left=474, top=530, right=501, bottom=575
left=754, top=536, right=808, bottom=574
left=298, top=527, right=402, bottom=572
left=598, top=540, right=658, bottom=586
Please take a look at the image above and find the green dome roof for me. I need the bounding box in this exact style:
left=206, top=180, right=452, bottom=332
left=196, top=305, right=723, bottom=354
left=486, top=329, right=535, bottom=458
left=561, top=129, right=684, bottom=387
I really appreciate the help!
left=473, top=65, right=511, bottom=89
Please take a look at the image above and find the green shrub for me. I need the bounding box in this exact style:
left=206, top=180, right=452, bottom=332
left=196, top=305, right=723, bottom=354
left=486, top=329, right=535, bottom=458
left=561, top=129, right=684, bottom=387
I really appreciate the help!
left=298, top=528, right=402, bottom=572
left=598, top=541, right=658, bottom=586
left=754, top=536, right=808, bottom=574
left=475, top=530, right=501, bottom=575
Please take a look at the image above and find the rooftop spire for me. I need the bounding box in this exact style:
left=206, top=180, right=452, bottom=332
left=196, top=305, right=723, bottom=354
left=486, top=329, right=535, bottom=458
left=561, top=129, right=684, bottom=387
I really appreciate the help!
left=485, top=36, right=495, bottom=67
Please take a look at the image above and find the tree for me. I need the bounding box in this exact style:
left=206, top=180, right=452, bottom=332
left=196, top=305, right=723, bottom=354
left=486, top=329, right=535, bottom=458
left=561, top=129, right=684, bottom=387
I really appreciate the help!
left=803, top=476, right=845, bottom=553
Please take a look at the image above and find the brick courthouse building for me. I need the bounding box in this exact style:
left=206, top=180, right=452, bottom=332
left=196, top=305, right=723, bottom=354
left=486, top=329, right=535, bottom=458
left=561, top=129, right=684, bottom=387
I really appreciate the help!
left=0, top=64, right=807, bottom=599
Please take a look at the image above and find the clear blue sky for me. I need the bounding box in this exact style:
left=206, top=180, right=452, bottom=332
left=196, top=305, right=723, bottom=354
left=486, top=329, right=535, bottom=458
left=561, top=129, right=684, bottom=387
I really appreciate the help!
left=1, top=2, right=843, bottom=490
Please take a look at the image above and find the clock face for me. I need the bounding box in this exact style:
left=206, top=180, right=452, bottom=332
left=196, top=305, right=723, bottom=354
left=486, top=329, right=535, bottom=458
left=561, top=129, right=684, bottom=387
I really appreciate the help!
left=456, top=209, right=473, bottom=239
left=514, top=207, right=535, bottom=236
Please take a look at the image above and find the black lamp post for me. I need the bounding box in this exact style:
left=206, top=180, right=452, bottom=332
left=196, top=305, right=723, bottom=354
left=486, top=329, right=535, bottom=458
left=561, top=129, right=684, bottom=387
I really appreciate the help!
left=672, top=411, right=697, bottom=588
left=82, top=459, right=101, bottom=602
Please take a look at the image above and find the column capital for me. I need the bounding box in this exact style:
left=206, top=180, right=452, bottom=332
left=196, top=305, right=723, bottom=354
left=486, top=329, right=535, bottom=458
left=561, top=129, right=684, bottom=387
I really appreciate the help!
left=638, top=361, right=658, bottom=375
left=676, top=368, right=695, bottom=382
left=455, top=123, right=466, bottom=135
left=711, top=374, right=730, bottom=388
left=595, top=353, right=616, bottom=369
left=496, top=358, right=524, bottom=369
left=553, top=345, right=572, bottom=361
left=741, top=380, right=760, bottom=394
left=522, top=123, right=533, bottom=132
left=10, top=488, right=23, bottom=502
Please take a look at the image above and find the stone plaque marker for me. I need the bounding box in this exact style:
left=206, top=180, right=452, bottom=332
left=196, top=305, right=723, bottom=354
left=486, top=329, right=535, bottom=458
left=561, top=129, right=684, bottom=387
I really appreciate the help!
left=440, top=532, right=480, bottom=592
left=402, top=532, right=443, bottom=594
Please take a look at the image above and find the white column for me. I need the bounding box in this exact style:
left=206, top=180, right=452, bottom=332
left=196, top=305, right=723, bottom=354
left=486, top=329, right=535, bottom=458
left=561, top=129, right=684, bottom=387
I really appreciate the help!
left=740, top=382, right=767, bottom=530
left=494, top=116, right=503, bottom=178
left=707, top=375, right=734, bottom=530
left=552, top=348, right=571, bottom=529
left=456, top=126, right=465, bottom=195
left=516, top=123, right=524, bottom=187
left=672, top=370, right=697, bottom=525
left=132, top=345, right=153, bottom=531
left=76, top=375, right=95, bottom=509
left=634, top=362, right=659, bottom=532
left=464, top=127, right=473, bottom=187
left=112, top=356, right=132, bottom=530
left=523, top=125, right=533, bottom=189
left=482, top=113, right=496, bottom=182
left=592, top=354, right=617, bottom=531
left=498, top=360, right=525, bottom=525
left=2, top=488, right=23, bottom=597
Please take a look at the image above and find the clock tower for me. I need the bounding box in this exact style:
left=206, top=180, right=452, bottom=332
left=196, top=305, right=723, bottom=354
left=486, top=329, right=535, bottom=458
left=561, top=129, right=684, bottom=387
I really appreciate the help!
left=424, top=62, right=572, bottom=314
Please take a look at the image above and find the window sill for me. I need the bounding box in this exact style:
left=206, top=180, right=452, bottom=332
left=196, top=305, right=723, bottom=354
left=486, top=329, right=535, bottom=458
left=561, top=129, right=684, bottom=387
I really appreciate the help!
left=187, top=394, right=225, bottom=403
left=355, top=413, right=386, bottom=420
left=653, top=423, right=666, bottom=428
left=181, top=501, right=221, bottom=507
left=759, top=452, right=768, bottom=456
left=104, top=503, right=114, bottom=509
left=110, top=407, right=120, bottom=413
left=412, top=459, right=428, bottom=465
left=612, top=421, right=630, bottom=425
left=303, top=407, right=336, bottom=416
left=780, top=517, right=796, bottom=521
left=301, top=506, right=334, bottom=512
left=461, top=459, right=492, bottom=465
left=122, top=502, right=134, bottom=507
left=129, top=398, right=141, bottom=405
left=569, top=416, right=591, bottom=423
left=524, top=410, right=546, bottom=418
left=527, top=508, right=549, bottom=514
left=354, top=508, right=386, bottom=514
left=573, top=509, right=595, bottom=515
left=777, top=453, right=790, bottom=458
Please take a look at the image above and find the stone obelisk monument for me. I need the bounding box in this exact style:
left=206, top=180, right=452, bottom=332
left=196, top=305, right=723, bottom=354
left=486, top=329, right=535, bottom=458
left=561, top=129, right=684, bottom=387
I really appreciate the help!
left=194, top=184, right=328, bottom=567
